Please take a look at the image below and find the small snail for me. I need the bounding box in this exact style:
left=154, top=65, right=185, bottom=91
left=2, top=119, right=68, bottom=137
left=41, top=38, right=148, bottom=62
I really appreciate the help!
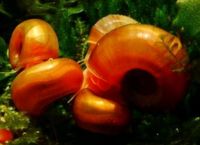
left=73, top=88, right=130, bottom=134
left=11, top=58, right=83, bottom=116
left=9, top=19, right=59, bottom=71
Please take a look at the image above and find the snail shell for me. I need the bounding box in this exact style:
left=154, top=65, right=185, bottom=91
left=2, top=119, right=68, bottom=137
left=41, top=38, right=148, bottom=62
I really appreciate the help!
left=73, top=88, right=130, bottom=134
left=11, top=58, right=83, bottom=116
left=86, top=24, right=189, bottom=110
left=86, top=14, right=138, bottom=61
left=9, top=19, right=59, bottom=71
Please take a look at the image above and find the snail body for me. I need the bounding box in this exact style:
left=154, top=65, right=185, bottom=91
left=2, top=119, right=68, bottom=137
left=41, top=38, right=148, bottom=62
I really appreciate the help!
left=82, top=68, right=112, bottom=94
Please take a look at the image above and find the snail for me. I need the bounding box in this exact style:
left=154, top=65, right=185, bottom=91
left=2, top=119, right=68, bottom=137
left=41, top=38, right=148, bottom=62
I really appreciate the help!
left=86, top=23, right=189, bottom=110
left=72, top=88, right=130, bottom=134
left=11, top=58, right=83, bottom=116
left=9, top=19, right=59, bottom=71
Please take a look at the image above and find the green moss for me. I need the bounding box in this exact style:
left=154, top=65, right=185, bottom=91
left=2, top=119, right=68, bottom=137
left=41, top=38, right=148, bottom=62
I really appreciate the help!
left=173, top=0, right=200, bottom=39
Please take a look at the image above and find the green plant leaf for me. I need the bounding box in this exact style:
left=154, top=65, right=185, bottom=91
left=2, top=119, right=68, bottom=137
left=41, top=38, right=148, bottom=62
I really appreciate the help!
left=67, top=3, right=84, bottom=16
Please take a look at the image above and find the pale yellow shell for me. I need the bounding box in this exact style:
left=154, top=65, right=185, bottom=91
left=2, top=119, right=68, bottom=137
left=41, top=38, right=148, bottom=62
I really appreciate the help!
left=86, top=14, right=138, bottom=61
left=88, top=14, right=138, bottom=45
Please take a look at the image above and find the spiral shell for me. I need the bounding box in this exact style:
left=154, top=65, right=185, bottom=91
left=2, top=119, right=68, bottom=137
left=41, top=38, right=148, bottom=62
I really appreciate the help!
left=86, top=24, right=189, bottom=110
left=9, top=19, right=59, bottom=71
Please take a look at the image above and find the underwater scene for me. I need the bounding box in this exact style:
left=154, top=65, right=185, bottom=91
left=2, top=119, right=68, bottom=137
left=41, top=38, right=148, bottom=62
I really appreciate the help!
left=0, top=0, right=200, bottom=145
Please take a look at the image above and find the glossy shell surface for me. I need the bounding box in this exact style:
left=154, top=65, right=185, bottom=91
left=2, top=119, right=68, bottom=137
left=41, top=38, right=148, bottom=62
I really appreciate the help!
left=86, top=24, right=189, bottom=110
left=9, top=19, right=59, bottom=70
left=73, top=88, right=130, bottom=134
left=12, top=58, right=83, bottom=116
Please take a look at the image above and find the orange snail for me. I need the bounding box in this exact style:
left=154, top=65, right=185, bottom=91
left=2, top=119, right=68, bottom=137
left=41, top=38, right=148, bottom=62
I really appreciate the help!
left=9, top=19, right=83, bottom=116
left=12, top=58, right=83, bottom=116
left=73, top=88, right=130, bottom=135
left=86, top=23, right=189, bottom=110
left=73, top=14, right=190, bottom=134
left=9, top=19, right=59, bottom=71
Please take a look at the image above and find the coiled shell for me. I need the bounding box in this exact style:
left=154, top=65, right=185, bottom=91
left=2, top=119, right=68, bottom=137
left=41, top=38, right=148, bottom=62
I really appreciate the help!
left=86, top=24, right=189, bottom=110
